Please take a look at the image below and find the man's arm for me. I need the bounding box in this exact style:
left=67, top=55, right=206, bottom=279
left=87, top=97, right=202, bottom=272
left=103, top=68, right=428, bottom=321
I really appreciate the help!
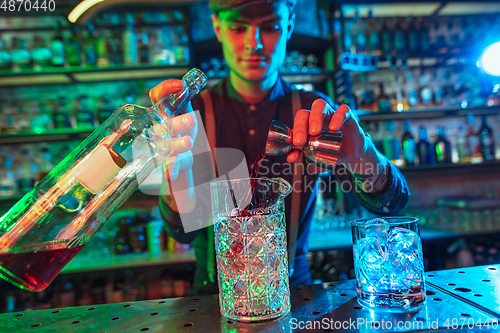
left=336, top=137, right=409, bottom=214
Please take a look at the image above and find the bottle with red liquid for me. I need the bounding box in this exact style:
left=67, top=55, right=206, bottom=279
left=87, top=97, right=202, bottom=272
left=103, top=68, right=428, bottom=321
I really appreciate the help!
left=0, top=69, right=206, bottom=292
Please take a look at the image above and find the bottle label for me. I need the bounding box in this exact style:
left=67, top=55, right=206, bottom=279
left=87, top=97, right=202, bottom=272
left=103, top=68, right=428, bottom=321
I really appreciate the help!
left=75, top=144, right=127, bottom=194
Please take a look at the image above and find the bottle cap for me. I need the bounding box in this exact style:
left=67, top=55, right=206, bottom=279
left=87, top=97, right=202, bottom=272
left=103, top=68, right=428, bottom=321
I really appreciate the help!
left=183, top=68, right=207, bottom=94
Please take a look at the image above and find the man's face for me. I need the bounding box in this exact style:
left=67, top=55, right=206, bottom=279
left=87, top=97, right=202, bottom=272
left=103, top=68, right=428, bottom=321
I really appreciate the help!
left=212, top=3, right=294, bottom=83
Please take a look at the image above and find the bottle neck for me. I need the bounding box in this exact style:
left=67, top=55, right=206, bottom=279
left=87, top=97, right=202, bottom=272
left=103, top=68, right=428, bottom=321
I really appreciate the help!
left=153, top=83, right=197, bottom=120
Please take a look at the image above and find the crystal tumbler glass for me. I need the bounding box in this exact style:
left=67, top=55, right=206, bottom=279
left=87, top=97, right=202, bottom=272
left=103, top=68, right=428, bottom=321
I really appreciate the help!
left=211, top=178, right=292, bottom=322
left=352, top=217, right=426, bottom=312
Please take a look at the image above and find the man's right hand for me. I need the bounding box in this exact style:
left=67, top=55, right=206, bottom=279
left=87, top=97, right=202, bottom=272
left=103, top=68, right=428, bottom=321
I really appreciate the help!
left=150, top=79, right=198, bottom=181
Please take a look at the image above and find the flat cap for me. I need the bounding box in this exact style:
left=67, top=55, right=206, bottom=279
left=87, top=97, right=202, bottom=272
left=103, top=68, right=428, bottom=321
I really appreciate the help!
left=209, top=0, right=296, bottom=14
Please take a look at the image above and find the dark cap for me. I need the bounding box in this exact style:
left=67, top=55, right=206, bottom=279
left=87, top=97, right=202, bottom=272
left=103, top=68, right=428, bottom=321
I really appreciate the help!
left=209, top=0, right=296, bottom=14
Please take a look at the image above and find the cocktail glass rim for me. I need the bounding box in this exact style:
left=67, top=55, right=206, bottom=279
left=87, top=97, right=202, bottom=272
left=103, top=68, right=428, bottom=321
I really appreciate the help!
left=351, top=216, right=419, bottom=227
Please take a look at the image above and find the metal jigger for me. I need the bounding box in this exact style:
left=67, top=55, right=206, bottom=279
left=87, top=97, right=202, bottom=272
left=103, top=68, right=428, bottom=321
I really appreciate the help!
left=266, top=120, right=343, bottom=170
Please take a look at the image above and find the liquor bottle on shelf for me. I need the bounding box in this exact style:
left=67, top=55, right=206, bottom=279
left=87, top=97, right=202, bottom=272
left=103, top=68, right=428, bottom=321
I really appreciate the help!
left=343, top=17, right=355, bottom=53
left=381, top=18, right=394, bottom=54
left=360, top=89, right=376, bottom=111
left=448, top=19, right=462, bottom=51
left=51, top=20, right=66, bottom=67
left=66, top=25, right=83, bottom=67
left=0, top=69, right=206, bottom=292
left=83, top=22, right=98, bottom=66
left=406, top=71, right=419, bottom=107
left=11, top=38, right=31, bottom=70
left=467, top=113, right=483, bottom=161
left=419, top=75, right=434, bottom=106
left=53, top=96, right=73, bottom=129
left=15, top=149, right=36, bottom=194
left=402, top=119, right=416, bottom=166
left=37, top=147, right=53, bottom=181
left=430, top=20, right=444, bottom=51
left=31, top=35, right=52, bottom=70
left=420, top=20, right=431, bottom=52
left=139, top=30, right=151, bottom=64
left=391, top=89, right=409, bottom=112
left=417, top=126, right=433, bottom=165
left=108, top=28, right=124, bottom=65
left=123, top=13, right=138, bottom=65
left=97, top=95, right=114, bottom=124
left=0, top=38, right=11, bottom=70
left=433, top=126, right=452, bottom=164
left=367, top=14, right=381, bottom=55
left=352, top=11, right=367, bottom=53
left=75, top=95, right=97, bottom=129
left=377, top=83, right=391, bottom=113
left=333, top=9, right=344, bottom=56
left=0, top=154, right=18, bottom=198
left=116, top=217, right=132, bottom=255
left=407, top=17, right=420, bottom=53
left=479, top=115, right=495, bottom=161
left=457, top=126, right=471, bottom=163
left=96, top=29, right=110, bottom=67
left=393, top=17, right=407, bottom=53
left=382, top=120, right=401, bottom=162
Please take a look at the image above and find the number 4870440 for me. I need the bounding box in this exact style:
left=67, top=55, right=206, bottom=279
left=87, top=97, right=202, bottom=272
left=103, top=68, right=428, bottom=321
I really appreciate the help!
left=1, top=0, right=56, bottom=12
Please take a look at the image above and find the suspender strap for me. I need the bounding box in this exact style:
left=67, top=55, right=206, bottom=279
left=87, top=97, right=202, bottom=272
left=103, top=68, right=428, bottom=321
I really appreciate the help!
left=200, top=90, right=216, bottom=284
left=289, top=89, right=303, bottom=277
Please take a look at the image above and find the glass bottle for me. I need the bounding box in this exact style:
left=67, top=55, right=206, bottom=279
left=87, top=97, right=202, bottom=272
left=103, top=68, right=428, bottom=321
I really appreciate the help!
left=407, top=17, right=420, bottom=53
left=377, top=83, right=391, bottom=112
left=0, top=38, right=11, bottom=70
left=467, top=113, right=482, bottom=161
left=96, top=28, right=110, bottom=67
left=367, top=10, right=381, bottom=55
left=479, top=115, right=495, bottom=161
left=0, top=68, right=207, bottom=292
left=11, top=38, right=31, bottom=70
left=393, top=17, right=407, bottom=53
left=107, top=27, right=123, bottom=66
left=417, top=126, right=433, bottom=165
left=381, top=18, right=394, bottom=54
left=51, top=20, right=66, bottom=67
left=123, top=13, right=138, bottom=65
left=457, top=126, right=471, bottom=163
left=32, top=35, right=52, bottom=70
left=75, top=95, right=97, bottom=129
left=433, top=126, right=452, bottom=164
left=402, top=119, right=416, bottom=165
left=66, top=25, right=83, bottom=67
left=53, top=96, right=73, bottom=129
left=83, top=22, right=98, bottom=67
left=139, top=30, right=151, bottom=64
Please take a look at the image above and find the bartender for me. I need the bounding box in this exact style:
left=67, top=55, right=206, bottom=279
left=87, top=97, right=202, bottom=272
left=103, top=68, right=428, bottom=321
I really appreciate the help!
left=150, top=0, right=410, bottom=294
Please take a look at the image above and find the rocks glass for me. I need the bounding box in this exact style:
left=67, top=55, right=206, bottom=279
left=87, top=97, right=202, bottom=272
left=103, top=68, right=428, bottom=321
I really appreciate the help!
left=211, top=178, right=292, bottom=322
left=352, top=217, right=426, bottom=312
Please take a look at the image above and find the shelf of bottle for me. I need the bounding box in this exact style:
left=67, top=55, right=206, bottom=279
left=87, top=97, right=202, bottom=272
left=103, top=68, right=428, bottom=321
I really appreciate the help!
left=356, top=105, right=500, bottom=121
left=309, top=222, right=500, bottom=251
left=400, top=159, right=500, bottom=177
left=0, top=64, right=190, bottom=87
left=0, top=128, right=94, bottom=145
left=0, top=21, right=188, bottom=33
left=60, top=250, right=196, bottom=274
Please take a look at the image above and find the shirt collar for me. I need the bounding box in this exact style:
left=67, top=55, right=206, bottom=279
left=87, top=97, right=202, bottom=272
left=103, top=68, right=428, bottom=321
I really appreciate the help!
left=225, top=76, right=287, bottom=106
